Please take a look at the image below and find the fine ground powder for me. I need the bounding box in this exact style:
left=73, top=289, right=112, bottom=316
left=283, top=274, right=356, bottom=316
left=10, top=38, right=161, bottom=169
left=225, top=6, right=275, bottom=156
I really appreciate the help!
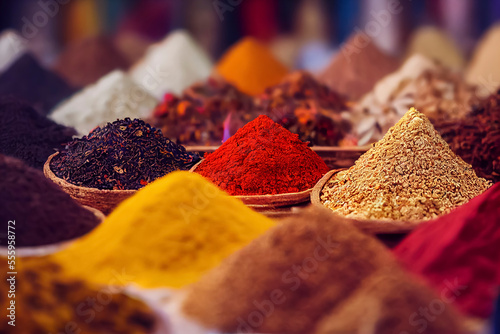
left=196, top=115, right=330, bottom=195
left=0, top=96, right=76, bottom=170
left=0, top=155, right=100, bottom=247
left=321, top=108, right=491, bottom=221
left=44, top=171, right=275, bottom=289
left=182, top=206, right=461, bottom=334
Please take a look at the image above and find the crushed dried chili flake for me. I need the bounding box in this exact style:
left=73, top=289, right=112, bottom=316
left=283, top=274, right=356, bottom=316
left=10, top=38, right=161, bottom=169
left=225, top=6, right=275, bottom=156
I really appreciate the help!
left=51, top=118, right=200, bottom=190
left=195, top=115, right=329, bottom=195
left=253, top=71, right=354, bottom=146
left=151, top=78, right=256, bottom=145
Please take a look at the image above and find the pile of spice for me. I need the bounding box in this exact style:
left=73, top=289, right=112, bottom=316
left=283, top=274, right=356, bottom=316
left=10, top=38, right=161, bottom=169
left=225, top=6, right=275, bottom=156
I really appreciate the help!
left=51, top=118, right=200, bottom=190
left=406, top=26, right=466, bottom=70
left=43, top=171, right=274, bottom=288
left=394, top=183, right=500, bottom=318
left=353, top=54, right=438, bottom=145
left=151, top=77, right=256, bottom=145
left=0, top=29, right=27, bottom=73
left=130, top=30, right=213, bottom=99
left=215, top=37, right=288, bottom=96
left=181, top=206, right=461, bottom=334
left=435, top=91, right=500, bottom=183
left=0, top=155, right=100, bottom=247
left=253, top=71, right=354, bottom=146
left=0, top=96, right=76, bottom=169
left=466, top=24, right=500, bottom=96
left=115, top=32, right=153, bottom=64
left=320, top=108, right=491, bottom=221
left=0, top=53, right=76, bottom=114
left=195, top=115, right=330, bottom=196
left=50, top=70, right=158, bottom=134
left=0, top=259, right=157, bottom=333
left=317, top=33, right=400, bottom=101
left=54, top=35, right=130, bottom=87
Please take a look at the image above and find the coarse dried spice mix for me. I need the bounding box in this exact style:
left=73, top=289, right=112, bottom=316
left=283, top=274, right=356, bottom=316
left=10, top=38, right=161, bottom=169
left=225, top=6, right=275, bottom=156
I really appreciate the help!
left=321, top=108, right=491, bottom=221
left=51, top=118, right=200, bottom=190
left=195, top=115, right=329, bottom=195
left=435, top=91, right=500, bottom=183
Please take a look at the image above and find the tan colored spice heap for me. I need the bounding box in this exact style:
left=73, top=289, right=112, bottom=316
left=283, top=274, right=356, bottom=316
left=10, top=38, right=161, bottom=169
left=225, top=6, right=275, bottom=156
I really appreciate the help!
left=318, top=33, right=399, bottom=101
left=321, top=108, right=491, bottom=221
left=181, top=207, right=461, bottom=334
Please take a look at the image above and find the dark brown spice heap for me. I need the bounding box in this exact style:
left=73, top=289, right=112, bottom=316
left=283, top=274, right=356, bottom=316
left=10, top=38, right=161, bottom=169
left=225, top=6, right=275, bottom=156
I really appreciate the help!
left=151, top=77, right=257, bottom=145
left=0, top=260, right=156, bottom=333
left=0, top=155, right=99, bottom=247
left=435, top=91, right=500, bottom=183
left=254, top=71, right=354, bottom=146
left=54, top=35, right=129, bottom=87
left=182, top=207, right=461, bottom=334
left=51, top=118, right=200, bottom=190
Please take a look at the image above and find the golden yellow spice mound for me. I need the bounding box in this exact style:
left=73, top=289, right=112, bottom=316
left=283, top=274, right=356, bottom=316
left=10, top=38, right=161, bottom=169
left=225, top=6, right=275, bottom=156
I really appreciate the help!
left=41, top=171, right=274, bottom=288
left=0, top=258, right=156, bottom=333
left=321, top=108, right=491, bottom=221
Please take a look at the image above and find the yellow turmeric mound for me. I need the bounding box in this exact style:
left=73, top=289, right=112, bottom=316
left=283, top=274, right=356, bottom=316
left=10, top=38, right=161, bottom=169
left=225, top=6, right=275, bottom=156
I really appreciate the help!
left=42, top=171, right=275, bottom=288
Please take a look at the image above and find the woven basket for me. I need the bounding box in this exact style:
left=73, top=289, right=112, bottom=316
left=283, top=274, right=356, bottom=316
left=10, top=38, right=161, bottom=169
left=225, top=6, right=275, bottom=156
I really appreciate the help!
left=311, top=169, right=422, bottom=234
left=44, top=153, right=136, bottom=215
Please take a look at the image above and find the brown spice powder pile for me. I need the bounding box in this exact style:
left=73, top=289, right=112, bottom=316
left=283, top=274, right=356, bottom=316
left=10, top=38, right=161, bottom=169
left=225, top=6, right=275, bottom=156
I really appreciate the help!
left=318, top=33, right=399, bottom=101
left=321, top=108, right=491, bottom=221
left=181, top=207, right=461, bottom=334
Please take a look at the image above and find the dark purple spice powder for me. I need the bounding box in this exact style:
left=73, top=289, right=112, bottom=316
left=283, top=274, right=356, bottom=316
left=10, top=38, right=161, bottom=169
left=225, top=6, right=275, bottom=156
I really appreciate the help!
left=0, top=96, right=76, bottom=169
left=0, top=53, right=77, bottom=115
left=0, top=155, right=100, bottom=247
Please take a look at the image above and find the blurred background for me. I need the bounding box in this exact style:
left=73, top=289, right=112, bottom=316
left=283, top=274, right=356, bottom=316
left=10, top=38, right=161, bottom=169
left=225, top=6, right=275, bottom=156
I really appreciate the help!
left=2, top=0, right=500, bottom=70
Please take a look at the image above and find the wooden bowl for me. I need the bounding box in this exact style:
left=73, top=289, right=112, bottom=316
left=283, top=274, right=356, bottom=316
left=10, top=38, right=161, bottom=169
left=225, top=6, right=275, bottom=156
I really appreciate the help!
left=0, top=205, right=105, bottom=257
left=311, top=169, right=422, bottom=234
left=190, top=160, right=313, bottom=207
left=44, top=153, right=136, bottom=215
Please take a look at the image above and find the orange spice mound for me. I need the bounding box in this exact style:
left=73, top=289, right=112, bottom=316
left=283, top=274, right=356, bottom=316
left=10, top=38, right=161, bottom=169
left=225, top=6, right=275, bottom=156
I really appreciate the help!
left=215, top=37, right=288, bottom=95
left=195, top=115, right=329, bottom=196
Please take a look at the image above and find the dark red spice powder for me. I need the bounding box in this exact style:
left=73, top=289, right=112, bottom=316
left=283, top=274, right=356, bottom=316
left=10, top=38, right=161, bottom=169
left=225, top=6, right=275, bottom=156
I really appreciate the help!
left=195, top=115, right=330, bottom=195
left=394, top=183, right=500, bottom=318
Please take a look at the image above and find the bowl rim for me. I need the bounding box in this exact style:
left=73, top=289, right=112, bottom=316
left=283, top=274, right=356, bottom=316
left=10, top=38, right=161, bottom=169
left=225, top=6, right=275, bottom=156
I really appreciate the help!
left=44, top=152, right=137, bottom=194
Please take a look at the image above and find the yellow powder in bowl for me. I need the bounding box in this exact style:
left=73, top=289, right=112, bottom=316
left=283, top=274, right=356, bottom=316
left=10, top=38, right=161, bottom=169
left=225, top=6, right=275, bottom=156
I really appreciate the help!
left=215, top=37, right=288, bottom=95
left=41, top=171, right=275, bottom=288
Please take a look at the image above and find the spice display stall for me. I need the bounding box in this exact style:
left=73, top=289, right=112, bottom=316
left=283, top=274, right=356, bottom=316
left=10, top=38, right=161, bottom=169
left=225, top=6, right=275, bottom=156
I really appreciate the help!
left=1, top=19, right=500, bottom=334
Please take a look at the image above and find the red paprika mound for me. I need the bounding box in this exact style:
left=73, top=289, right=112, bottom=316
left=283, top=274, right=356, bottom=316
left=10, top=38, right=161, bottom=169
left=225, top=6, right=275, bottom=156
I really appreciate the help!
left=195, top=115, right=329, bottom=195
left=394, top=183, right=500, bottom=318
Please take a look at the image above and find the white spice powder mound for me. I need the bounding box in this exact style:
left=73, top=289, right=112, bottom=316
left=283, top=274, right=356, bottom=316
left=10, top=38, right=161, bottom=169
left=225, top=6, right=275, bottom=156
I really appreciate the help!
left=50, top=70, right=158, bottom=135
left=0, top=30, right=28, bottom=74
left=321, top=108, right=491, bottom=221
left=129, top=30, right=213, bottom=100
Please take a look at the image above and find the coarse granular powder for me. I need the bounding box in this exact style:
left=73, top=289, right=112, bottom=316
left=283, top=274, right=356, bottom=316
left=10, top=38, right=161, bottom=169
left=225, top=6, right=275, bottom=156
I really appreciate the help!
left=318, top=33, right=399, bottom=101
left=54, top=35, right=130, bottom=87
left=0, top=260, right=157, bottom=333
left=181, top=206, right=461, bottom=334
left=50, top=70, right=158, bottom=135
left=51, top=118, right=200, bottom=190
left=0, top=53, right=76, bottom=115
left=321, top=108, right=491, bottom=221
left=0, top=96, right=76, bottom=169
left=435, top=91, right=500, bottom=183
left=195, top=115, right=330, bottom=195
left=0, top=155, right=100, bottom=247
